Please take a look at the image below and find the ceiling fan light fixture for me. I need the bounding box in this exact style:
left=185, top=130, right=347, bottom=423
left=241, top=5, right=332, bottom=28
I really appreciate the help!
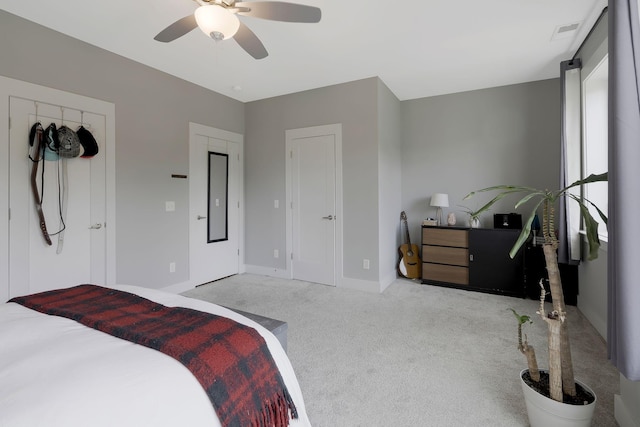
left=195, top=5, right=240, bottom=40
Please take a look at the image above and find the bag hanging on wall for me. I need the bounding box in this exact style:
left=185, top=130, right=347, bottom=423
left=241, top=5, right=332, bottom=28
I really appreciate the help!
left=28, top=121, right=52, bottom=246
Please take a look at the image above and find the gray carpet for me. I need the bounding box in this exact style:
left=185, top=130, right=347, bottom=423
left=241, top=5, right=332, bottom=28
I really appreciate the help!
left=182, top=274, right=619, bottom=427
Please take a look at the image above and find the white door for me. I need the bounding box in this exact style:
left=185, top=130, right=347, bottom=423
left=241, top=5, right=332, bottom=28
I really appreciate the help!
left=286, top=124, right=343, bottom=286
left=8, top=97, right=108, bottom=296
left=189, top=123, right=243, bottom=286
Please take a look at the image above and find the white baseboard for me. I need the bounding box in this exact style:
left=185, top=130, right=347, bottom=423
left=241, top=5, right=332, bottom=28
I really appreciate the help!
left=577, top=303, right=607, bottom=340
left=615, top=394, right=640, bottom=427
left=340, top=276, right=382, bottom=293
left=379, top=270, right=397, bottom=292
left=244, top=265, right=291, bottom=279
left=161, top=280, right=196, bottom=294
left=245, top=265, right=387, bottom=293
left=161, top=263, right=248, bottom=294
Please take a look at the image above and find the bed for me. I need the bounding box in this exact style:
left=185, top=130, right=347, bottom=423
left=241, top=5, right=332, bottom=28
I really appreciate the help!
left=0, top=284, right=311, bottom=427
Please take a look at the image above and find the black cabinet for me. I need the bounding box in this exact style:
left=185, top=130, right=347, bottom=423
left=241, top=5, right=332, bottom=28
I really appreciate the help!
left=523, top=243, right=578, bottom=306
left=421, top=226, right=525, bottom=297
left=468, top=228, right=524, bottom=297
left=421, top=227, right=579, bottom=302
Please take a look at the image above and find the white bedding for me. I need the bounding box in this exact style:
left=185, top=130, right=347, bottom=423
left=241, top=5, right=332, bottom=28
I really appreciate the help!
left=0, top=285, right=310, bottom=427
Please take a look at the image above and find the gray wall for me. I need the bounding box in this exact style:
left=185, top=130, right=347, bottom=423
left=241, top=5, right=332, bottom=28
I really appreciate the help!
left=401, top=79, right=562, bottom=244
left=0, top=10, right=599, bottom=305
left=0, top=10, right=244, bottom=289
left=377, top=80, right=402, bottom=287
left=244, top=78, right=380, bottom=285
left=243, top=77, right=563, bottom=290
left=0, top=8, right=565, bottom=291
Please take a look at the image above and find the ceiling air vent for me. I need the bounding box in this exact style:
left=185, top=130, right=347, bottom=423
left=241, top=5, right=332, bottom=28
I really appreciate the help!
left=551, top=21, right=581, bottom=41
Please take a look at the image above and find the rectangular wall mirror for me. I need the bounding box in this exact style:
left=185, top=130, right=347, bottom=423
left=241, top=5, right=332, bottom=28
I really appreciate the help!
left=208, top=151, right=228, bottom=243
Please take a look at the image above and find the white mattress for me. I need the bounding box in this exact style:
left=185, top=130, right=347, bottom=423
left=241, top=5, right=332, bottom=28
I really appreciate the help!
left=0, top=285, right=310, bottom=427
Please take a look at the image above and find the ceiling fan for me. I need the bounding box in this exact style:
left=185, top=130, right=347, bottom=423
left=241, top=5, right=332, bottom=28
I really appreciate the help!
left=154, top=0, right=321, bottom=59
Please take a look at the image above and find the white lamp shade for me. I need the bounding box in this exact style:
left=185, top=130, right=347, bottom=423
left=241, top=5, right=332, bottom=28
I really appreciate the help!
left=195, top=5, right=240, bottom=40
left=430, top=193, right=449, bottom=208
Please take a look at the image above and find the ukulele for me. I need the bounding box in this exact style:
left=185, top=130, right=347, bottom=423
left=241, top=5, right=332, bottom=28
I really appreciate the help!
left=398, top=211, right=421, bottom=279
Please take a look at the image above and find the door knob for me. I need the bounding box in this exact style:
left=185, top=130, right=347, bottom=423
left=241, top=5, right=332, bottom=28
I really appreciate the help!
left=322, top=215, right=334, bottom=220
left=89, top=223, right=102, bottom=230
left=197, top=215, right=207, bottom=220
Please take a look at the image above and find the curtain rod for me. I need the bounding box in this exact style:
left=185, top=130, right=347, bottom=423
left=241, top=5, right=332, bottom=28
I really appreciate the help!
left=572, top=6, right=608, bottom=61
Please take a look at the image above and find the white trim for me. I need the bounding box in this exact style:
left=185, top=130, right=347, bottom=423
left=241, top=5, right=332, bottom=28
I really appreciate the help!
left=581, top=54, right=609, bottom=243
left=577, top=302, right=607, bottom=340
left=564, top=65, right=583, bottom=261
left=379, top=270, right=397, bottom=292
left=161, top=280, right=195, bottom=294
left=615, top=394, right=640, bottom=427
left=0, top=76, right=116, bottom=299
left=244, top=264, right=291, bottom=280
left=285, top=124, right=343, bottom=287
left=340, top=277, right=381, bottom=293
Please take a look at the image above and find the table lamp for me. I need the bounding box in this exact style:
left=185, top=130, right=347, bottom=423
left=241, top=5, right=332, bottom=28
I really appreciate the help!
left=430, top=193, right=449, bottom=226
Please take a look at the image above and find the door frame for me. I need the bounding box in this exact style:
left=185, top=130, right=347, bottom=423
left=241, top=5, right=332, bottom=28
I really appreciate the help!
left=0, top=76, right=116, bottom=300
left=285, top=123, right=343, bottom=287
left=188, top=122, right=244, bottom=287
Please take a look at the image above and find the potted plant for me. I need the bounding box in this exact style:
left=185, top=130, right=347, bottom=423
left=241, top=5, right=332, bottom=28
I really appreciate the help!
left=465, top=172, right=607, bottom=427
left=458, top=205, right=483, bottom=228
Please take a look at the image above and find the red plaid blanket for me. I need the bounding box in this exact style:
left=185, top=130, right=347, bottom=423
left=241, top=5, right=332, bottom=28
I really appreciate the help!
left=9, top=285, right=298, bottom=427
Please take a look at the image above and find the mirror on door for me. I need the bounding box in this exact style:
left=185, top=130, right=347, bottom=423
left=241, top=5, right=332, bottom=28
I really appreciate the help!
left=208, top=151, right=228, bottom=243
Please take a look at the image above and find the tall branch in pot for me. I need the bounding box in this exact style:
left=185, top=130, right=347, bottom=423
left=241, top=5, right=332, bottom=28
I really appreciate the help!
left=466, top=172, right=607, bottom=402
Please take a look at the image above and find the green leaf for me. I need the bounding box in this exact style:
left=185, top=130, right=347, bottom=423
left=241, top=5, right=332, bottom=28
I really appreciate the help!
left=465, top=185, right=538, bottom=200
left=583, top=196, right=608, bottom=228
left=509, top=199, right=544, bottom=258
left=568, top=194, right=601, bottom=260
left=562, top=172, right=608, bottom=194
left=510, top=308, right=532, bottom=325
left=514, top=192, right=546, bottom=210
left=465, top=189, right=526, bottom=216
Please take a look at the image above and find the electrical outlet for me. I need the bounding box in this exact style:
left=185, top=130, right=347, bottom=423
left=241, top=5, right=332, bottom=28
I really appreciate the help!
left=165, top=201, right=175, bottom=212
left=363, top=259, right=370, bottom=270
left=169, top=262, right=176, bottom=273
left=274, top=249, right=279, bottom=258
left=274, top=200, right=279, bottom=209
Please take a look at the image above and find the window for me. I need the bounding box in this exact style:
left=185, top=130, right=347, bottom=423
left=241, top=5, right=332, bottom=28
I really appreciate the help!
left=582, top=55, right=608, bottom=241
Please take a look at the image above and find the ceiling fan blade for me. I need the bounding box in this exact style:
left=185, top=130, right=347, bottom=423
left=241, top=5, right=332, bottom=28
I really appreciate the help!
left=154, top=15, right=198, bottom=42
left=234, top=21, right=268, bottom=59
left=235, top=1, right=321, bottom=23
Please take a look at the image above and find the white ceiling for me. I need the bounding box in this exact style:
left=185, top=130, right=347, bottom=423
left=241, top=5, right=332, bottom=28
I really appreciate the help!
left=1, top=0, right=607, bottom=103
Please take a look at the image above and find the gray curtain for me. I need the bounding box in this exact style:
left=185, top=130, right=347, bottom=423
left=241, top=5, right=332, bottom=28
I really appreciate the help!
left=558, top=59, right=582, bottom=265
left=608, top=0, right=640, bottom=381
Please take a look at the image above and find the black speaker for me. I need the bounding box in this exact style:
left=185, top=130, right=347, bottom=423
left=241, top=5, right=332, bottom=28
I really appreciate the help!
left=493, top=213, right=522, bottom=229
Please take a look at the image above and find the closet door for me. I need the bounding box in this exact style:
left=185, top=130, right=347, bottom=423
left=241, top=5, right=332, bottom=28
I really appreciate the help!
left=8, top=97, right=107, bottom=296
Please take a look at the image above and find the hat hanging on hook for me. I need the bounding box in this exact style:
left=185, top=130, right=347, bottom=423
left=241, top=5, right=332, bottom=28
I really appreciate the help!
left=76, top=110, right=99, bottom=158
left=43, top=123, right=59, bottom=161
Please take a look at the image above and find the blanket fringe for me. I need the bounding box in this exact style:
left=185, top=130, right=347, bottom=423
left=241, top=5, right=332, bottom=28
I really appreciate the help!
left=255, top=388, right=298, bottom=427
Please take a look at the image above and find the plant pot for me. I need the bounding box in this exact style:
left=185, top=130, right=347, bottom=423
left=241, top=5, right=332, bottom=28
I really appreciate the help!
left=520, top=369, right=596, bottom=427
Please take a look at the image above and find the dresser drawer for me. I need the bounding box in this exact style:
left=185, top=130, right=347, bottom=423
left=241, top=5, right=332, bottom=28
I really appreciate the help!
left=423, top=246, right=469, bottom=267
left=422, top=228, right=468, bottom=248
left=422, top=263, right=469, bottom=285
